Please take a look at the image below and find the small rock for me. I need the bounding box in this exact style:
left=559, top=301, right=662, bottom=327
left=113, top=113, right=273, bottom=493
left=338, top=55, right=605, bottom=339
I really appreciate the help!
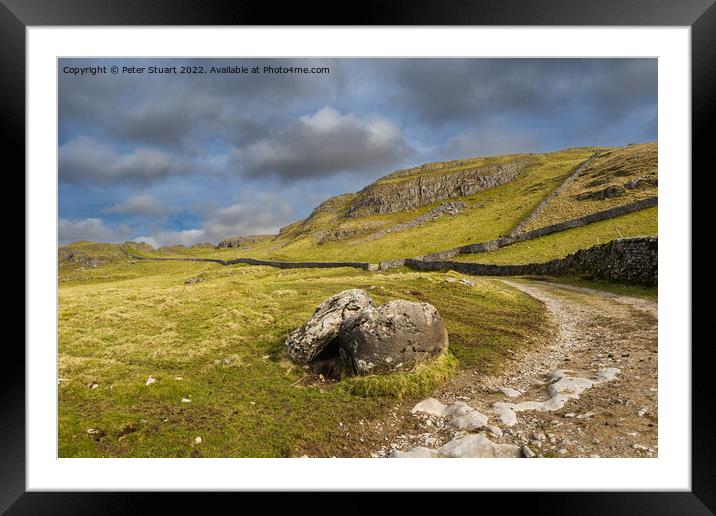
left=87, top=428, right=105, bottom=441
left=448, top=410, right=488, bottom=431
left=438, top=433, right=522, bottom=458
left=443, top=401, right=475, bottom=418
left=388, top=447, right=437, bottom=458
left=637, top=407, right=648, bottom=417
left=145, top=376, right=157, bottom=386
left=485, top=425, right=503, bottom=437
left=498, top=387, right=522, bottom=398
left=411, top=398, right=447, bottom=417
left=181, top=398, right=191, bottom=403
left=522, top=445, right=536, bottom=458
left=195, top=436, right=202, bottom=444
left=632, top=444, right=652, bottom=452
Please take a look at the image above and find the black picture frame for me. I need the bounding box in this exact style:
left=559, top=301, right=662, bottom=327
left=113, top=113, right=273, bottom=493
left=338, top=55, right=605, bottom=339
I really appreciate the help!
left=6, top=0, right=713, bottom=513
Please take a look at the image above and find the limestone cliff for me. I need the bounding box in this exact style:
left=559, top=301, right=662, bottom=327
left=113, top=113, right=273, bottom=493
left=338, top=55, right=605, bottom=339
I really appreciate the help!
left=345, top=156, right=532, bottom=218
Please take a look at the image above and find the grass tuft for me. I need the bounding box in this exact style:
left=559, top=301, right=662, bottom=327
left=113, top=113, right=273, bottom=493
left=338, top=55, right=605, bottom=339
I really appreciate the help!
left=338, top=353, right=459, bottom=399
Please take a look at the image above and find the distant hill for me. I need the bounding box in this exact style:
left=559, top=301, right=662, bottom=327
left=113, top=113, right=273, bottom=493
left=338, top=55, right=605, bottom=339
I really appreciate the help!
left=59, top=143, right=657, bottom=265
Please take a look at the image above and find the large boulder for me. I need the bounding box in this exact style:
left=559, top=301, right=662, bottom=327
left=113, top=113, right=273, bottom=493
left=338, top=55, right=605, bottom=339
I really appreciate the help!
left=285, top=289, right=373, bottom=364
left=339, top=300, right=448, bottom=375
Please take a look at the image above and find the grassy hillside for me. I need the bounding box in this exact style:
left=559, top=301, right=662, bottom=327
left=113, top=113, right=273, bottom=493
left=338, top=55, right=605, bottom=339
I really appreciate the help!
left=130, top=147, right=604, bottom=263
left=58, top=258, right=551, bottom=457
left=518, top=142, right=657, bottom=232
left=454, top=206, right=657, bottom=265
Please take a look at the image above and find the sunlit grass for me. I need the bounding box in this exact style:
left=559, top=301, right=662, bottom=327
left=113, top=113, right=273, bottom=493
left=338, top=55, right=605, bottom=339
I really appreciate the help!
left=58, top=260, right=550, bottom=457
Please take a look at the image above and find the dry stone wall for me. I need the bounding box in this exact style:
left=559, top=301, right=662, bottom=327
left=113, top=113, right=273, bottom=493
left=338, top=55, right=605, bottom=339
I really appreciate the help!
left=458, top=197, right=657, bottom=254
left=405, top=236, right=657, bottom=286
left=508, top=152, right=602, bottom=237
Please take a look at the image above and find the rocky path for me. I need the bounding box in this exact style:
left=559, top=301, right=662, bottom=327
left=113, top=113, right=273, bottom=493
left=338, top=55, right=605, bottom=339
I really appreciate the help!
left=376, top=279, right=658, bottom=458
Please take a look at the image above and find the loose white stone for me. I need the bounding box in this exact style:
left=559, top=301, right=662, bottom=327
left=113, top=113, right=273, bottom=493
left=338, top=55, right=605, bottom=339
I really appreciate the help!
left=181, top=398, right=191, bottom=403
left=498, top=387, right=522, bottom=398
left=145, top=376, right=157, bottom=386
left=443, top=401, right=475, bottom=418
left=448, top=410, right=488, bottom=431
left=388, top=447, right=437, bottom=458
left=595, top=367, right=621, bottom=382
left=522, top=445, right=536, bottom=458
left=195, top=436, right=202, bottom=444
left=485, top=425, right=503, bottom=437
left=437, top=433, right=522, bottom=458
left=411, top=398, right=447, bottom=417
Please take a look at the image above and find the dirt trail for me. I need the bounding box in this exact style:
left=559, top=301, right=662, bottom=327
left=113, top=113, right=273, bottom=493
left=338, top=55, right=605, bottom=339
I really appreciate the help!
left=374, top=279, right=658, bottom=458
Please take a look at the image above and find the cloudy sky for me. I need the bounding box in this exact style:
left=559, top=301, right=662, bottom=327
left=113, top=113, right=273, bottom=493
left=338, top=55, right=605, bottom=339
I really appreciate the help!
left=58, top=58, right=657, bottom=247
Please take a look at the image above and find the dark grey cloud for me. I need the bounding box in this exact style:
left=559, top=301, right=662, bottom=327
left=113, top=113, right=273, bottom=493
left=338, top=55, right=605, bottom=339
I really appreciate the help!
left=236, top=107, right=414, bottom=180
left=59, top=58, right=346, bottom=150
left=385, top=59, right=657, bottom=126
left=59, top=136, right=190, bottom=185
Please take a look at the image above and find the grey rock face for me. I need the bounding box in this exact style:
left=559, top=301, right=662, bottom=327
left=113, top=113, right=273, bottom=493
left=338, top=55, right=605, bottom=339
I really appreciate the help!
left=363, top=201, right=466, bottom=242
left=346, top=158, right=531, bottom=218
left=339, top=300, right=449, bottom=375
left=285, top=289, right=374, bottom=364
left=216, top=234, right=272, bottom=248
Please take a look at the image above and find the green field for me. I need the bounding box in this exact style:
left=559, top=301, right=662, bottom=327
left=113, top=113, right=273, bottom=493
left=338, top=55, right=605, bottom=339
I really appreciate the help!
left=454, top=207, right=657, bottom=265
left=519, top=142, right=657, bottom=232
left=58, top=258, right=551, bottom=457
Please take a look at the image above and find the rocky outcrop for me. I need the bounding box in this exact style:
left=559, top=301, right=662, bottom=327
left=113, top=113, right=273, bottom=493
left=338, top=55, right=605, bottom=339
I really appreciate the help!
left=285, top=289, right=374, bottom=364
left=364, top=201, right=465, bottom=242
left=58, top=248, right=108, bottom=268
left=346, top=157, right=532, bottom=218
left=217, top=234, right=273, bottom=248
left=284, top=291, right=449, bottom=375
left=339, top=300, right=449, bottom=375
left=576, top=185, right=625, bottom=201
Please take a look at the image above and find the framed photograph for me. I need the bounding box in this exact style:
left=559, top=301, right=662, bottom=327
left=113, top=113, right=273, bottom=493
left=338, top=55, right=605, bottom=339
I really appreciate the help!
left=8, top=0, right=713, bottom=512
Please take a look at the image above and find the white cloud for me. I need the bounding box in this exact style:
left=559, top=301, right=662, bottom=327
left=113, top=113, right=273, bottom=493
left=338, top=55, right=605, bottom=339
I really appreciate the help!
left=137, top=193, right=294, bottom=247
left=59, top=218, right=132, bottom=244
